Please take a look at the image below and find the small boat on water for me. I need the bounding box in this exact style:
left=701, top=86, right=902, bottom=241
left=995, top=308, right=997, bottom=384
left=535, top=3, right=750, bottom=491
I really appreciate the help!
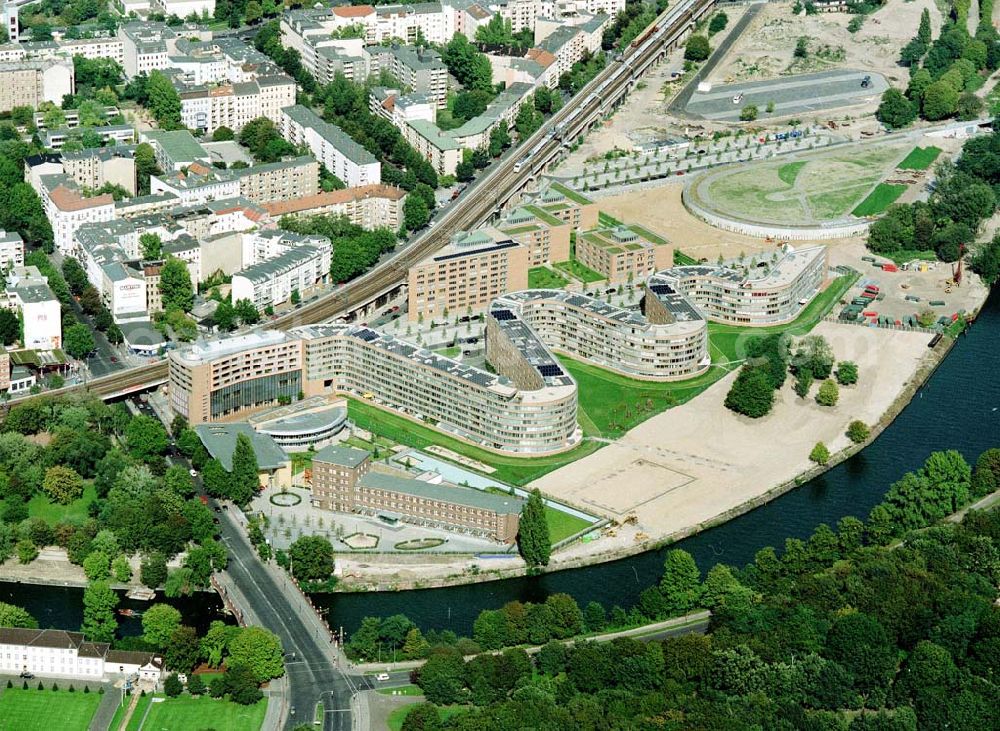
left=117, top=608, right=143, bottom=618
left=125, top=587, right=156, bottom=601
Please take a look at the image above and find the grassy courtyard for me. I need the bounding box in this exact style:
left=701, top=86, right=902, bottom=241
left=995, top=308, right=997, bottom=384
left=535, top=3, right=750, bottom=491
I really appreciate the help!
left=698, top=143, right=907, bottom=224
left=0, top=688, right=102, bottom=731
left=554, top=259, right=605, bottom=283
left=852, top=183, right=907, bottom=217
left=545, top=506, right=593, bottom=543
left=133, top=694, right=266, bottom=731
left=528, top=266, right=570, bottom=289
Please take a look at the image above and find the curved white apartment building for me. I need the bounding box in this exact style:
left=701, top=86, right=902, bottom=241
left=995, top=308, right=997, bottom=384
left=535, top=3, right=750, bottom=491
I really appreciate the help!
left=658, top=245, right=828, bottom=326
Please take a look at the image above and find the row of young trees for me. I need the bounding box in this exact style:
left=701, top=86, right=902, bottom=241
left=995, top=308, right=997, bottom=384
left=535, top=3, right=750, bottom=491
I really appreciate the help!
left=395, top=445, right=1000, bottom=729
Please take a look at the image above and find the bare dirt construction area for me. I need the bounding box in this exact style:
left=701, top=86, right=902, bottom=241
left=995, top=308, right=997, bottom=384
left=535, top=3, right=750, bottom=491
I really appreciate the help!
left=711, top=0, right=943, bottom=93
left=593, top=181, right=859, bottom=261
left=530, top=321, right=934, bottom=536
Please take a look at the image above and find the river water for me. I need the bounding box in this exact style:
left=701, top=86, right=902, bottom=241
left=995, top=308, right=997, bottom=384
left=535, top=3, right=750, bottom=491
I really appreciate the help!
left=4, top=290, right=998, bottom=638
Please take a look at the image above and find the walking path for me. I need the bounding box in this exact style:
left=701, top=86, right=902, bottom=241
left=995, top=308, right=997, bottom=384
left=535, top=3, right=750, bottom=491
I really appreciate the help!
left=89, top=685, right=123, bottom=731
left=353, top=610, right=711, bottom=673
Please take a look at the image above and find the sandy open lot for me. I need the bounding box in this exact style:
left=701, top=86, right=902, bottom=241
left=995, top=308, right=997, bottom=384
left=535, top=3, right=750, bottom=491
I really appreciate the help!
left=530, top=321, right=934, bottom=534
left=710, top=0, right=942, bottom=90
left=594, top=181, right=860, bottom=261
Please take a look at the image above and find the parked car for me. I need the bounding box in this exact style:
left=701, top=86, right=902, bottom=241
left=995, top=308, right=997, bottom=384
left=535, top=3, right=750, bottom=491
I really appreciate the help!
left=19, top=672, right=33, bottom=679
left=376, top=673, right=390, bottom=682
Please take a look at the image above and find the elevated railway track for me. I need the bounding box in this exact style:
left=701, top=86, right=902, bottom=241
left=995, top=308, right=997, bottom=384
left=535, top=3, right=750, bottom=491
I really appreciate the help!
left=27, top=0, right=715, bottom=404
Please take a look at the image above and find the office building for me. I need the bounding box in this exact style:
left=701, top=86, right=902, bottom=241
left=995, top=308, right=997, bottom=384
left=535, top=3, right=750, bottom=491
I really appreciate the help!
left=407, top=230, right=529, bottom=321
left=311, top=448, right=522, bottom=542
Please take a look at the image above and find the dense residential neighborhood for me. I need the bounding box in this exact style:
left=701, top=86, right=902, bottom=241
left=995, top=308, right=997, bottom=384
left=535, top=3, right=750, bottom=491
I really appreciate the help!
left=0, top=0, right=998, bottom=729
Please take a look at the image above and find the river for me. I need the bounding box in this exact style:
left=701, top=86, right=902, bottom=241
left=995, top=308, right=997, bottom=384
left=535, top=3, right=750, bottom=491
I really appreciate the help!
left=4, top=290, right=998, bottom=638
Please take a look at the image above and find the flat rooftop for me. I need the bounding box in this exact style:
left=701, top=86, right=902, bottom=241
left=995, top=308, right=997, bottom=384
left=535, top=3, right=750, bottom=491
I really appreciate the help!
left=359, top=469, right=524, bottom=514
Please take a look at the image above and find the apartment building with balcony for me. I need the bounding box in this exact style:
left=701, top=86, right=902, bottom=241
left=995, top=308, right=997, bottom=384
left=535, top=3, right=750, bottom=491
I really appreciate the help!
left=0, top=58, right=74, bottom=113
left=365, top=44, right=448, bottom=108
left=575, top=223, right=673, bottom=284
left=280, top=105, right=381, bottom=188
left=261, top=184, right=406, bottom=230
left=521, top=182, right=598, bottom=230
left=3, top=266, right=61, bottom=351
left=497, top=204, right=570, bottom=266
left=407, top=230, right=529, bottom=321
left=658, top=245, right=829, bottom=326
left=39, top=173, right=115, bottom=255
left=230, top=242, right=331, bottom=311
left=0, top=231, right=24, bottom=271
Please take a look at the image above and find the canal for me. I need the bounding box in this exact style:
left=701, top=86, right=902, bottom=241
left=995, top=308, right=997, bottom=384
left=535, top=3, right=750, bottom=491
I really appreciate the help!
left=4, top=290, right=998, bottom=639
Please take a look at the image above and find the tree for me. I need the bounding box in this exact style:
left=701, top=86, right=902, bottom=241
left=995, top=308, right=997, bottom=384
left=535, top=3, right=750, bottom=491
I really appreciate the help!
left=816, top=379, right=839, bottom=407
left=201, top=620, right=238, bottom=667
left=163, top=673, right=183, bottom=697
left=140, top=552, right=168, bottom=589
left=186, top=673, right=206, bottom=696
left=708, top=11, right=728, bottom=35
left=227, top=626, right=284, bottom=682
left=724, top=365, right=774, bottom=418
left=111, top=555, right=132, bottom=583
left=810, top=442, right=831, bottom=465
left=146, top=71, right=183, bottom=130
left=244, top=0, right=262, bottom=23
left=233, top=298, right=259, bottom=325
left=134, top=143, right=160, bottom=196
left=288, top=535, right=334, bottom=582
left=416, top=648, right=465, bottom=704
left=442, top=34, right=492, bottom=93
left=401, top=703, right=442, bottom=731
left=847, top=420, right=870, bottom=444
left=224, top=663, right=263, bottom=705
left=795, top=335, right=834, bottom=379
left=0, top=309, right=18, bottom=345
left=684, top=35, right=710, bottom=61
left=124, top=415, right=169, bottom=462
left=917, top=8, right=931, bottom=45
left=659, top=549, right=701, bottom=612
left=0, top=602, right=37, bottom=629
left=159, top=257, right=194, bottom=312
left=166, top=625, right=201, bottom=672
left=229, top=433, right=260, bottom=506
left=514, top=102, right=543, bottom=138
left=488, top=120, right=511, bottom=157
left=83, top=551, right=111, bottom=581
left=81, top=581, right=118, bottom=643
left=517, top=488, right=551, bottom=566
left=42, top=465, right=84, bottom=504
left=739, top=104, right=759, bottom=122
left=139, top=232, right=162, bottom=260
left=16, top=540, right=37, bottom=564
left=794, top=37, right=809, bottom=58
left=63, top=323, right=95, bottom=359
left=143, top=603, right=182, bottom=649
left=922, top=80, right=959, bottom=120
left=876, top=88, right=917, bottom=129
left=403, top=193, right=430, bottom=232
left=213, top=299, right=237, bottom=331
left=835, top=361, right=859, bottom=385
left=212, top=126, right=235, bottom=141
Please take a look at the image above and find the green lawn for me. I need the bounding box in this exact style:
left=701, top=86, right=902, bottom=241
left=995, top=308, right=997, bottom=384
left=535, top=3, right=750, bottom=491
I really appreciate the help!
left=388, top=704, right=467, bottom=731
left=777, top=160, right=807, bottom=186
left=707, top=273, right=858, bottom=362
left=528, top=266, right=570, bottom=289
left=291, top=453, right=313, bottom=474
left=0, top=688, right=102, bottom=731
left=545, top=505, right=593, bottom=543
left=883, top=249, right=937, bottom=265
left=554, top=259, right=605, bottom=283
left=125, top=693, right=154, bottom=731
left=0, top=483, right=97, bottom=525
left=597, top=211, right=624, bottom=227
left=136, top=694, right=266, bottom=731
left=897, top=146, right=941, bottom=170
left=673, top=249, right=699, bottom=266
left=347, top=399, right=602, bottom=486
left=851, top=183, right=907, bottom=217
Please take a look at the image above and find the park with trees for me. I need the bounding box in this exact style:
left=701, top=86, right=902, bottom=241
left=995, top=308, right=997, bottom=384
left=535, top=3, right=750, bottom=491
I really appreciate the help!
left=377, top=445, right=1000, bottom=730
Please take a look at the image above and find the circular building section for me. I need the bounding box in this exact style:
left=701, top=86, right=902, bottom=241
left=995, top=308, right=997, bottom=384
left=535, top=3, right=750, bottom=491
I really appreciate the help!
left=249, top=398, right=348, bottom=451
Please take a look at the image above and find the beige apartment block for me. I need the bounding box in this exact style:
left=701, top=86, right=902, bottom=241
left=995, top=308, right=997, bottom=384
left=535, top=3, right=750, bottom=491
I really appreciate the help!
left=407, top=230, right=528, bottom=321
left=262, top=184, right=405, bottom=230
left=498, top=205, right=571, bottom=267
left=576, top=223, right=673, bottom=284
left=522, top=182, right=598, bottom=231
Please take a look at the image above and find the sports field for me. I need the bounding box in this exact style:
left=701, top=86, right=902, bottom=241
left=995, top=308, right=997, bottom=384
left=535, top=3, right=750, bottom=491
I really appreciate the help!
left=693, top=143, right=907, bottom=225
left=0, top=688, right=101, bottom=731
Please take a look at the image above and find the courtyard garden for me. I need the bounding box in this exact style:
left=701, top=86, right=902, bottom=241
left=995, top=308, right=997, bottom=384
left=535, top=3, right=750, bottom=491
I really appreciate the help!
left=0, top=687, right=102, bottom=731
